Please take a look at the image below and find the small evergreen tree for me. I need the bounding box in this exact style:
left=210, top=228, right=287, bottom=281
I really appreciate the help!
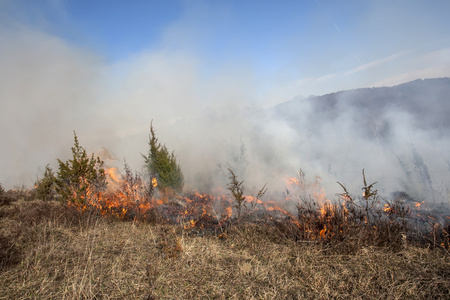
left=55, top=132, right=106, bottom=204
left=142, top=122, right=184, bottom=193
left=35, top=164, right=56, bottom=201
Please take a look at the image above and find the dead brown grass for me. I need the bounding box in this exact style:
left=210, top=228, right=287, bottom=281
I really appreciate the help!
left=0, top=200, right=449, bottom=299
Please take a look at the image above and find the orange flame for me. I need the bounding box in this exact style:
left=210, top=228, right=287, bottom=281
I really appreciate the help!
left=105, top=167, right=121, bottom=183
left=383, top=204, right=392, bottom=212
left=67, top=168, right=421, bottom=242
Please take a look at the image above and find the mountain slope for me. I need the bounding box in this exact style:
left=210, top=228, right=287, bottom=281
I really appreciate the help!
left=274, top=78, right=450, bottom=140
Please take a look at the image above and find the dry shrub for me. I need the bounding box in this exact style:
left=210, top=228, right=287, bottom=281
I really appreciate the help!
left=3, top=186, right=36, bottom=203
left=0, top=184, right=19, bottom=206
left=292, top=197, right=413, bottom=253
left=6, top=200, right=96, bottom=229
left=285, top=171, right=426, bottom=254
left=418, top=218, right=450, bottom=250
left=0, top=192, right=14, bottom=206
left=226, top=222, right=296, bottom=248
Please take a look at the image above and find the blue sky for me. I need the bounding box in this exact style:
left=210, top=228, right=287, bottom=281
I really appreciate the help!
left=1, top=0, right=450, bottom=188
left=2, top=0, right=450, bottom=100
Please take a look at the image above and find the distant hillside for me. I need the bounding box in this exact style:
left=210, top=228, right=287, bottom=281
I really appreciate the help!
left=273, top=78, right=450, bottom=141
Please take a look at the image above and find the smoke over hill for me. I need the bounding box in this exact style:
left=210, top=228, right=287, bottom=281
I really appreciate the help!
left=267, top=78, right=450, bottom=201
left=116, top=78, right=450, bottom=203
left=167, top=77, right=450, bottom=202
left=1, top=71, right=450, bottom=204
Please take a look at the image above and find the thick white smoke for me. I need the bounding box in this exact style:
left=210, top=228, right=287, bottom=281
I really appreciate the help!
left=0, top=1, right=449, bottom=206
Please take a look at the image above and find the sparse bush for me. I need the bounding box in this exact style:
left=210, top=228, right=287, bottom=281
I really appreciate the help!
left=54, top=132, right=106, bottom=205
left=337, top=169, right=380, bottom=224
left=291, top=170, right=416, bottom=253
left=119, top=162, right=152, bottom=203
left=142, top=122, right=184, bottom=193
left=227, top=168, right=246, bottom=220
left=0, top=184, right=34, bottom=205
left=226, top=168, right=268, bottom=222
left=419, top=217, right=450, bottom=250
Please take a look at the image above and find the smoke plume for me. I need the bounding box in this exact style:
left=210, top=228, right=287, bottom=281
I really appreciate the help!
left=1, top=2, right=449, bottom=205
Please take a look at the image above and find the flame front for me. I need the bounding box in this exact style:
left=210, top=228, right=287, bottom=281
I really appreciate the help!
left=61, top=167, right=449, bottom=248
left=105, top=167, right=121, bottom=183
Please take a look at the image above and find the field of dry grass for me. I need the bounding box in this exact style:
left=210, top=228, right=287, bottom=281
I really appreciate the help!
left=1, top=198, right=449, bottom=299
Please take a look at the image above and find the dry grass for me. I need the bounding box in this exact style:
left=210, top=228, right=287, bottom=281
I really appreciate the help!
left=1, top=199, right=449, bottom=299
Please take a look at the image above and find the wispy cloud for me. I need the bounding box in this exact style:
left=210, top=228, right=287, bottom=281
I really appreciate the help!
left=373, top=47, right=450, bottom=87
left=343, top=51, right=408, bottom=76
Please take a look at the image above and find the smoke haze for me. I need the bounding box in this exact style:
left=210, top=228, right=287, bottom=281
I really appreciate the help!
left=1, top=1, right=449, bottom=204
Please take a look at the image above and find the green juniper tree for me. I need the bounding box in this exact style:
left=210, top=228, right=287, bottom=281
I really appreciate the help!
left=55, top=132, right=106, bottom=205
left=34, top=164, right=56, bottom=201
left=142, top=122, right=184, bottom=193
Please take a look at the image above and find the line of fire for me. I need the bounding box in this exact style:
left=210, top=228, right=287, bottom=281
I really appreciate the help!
left=30, top=128, right=449, bottom=252
left=57, top=163, right=449, bottom=250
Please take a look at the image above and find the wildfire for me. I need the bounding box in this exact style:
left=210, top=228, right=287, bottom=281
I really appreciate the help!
left=225, top=206, right=233, bottom=219
left=64, top=166, right=311, bottom=233
left=383, top=204, right=392, bottom=213
left=63, top=168, right=449, bottom=246
left=286, top=174, right=330, bottom=203
left=287, top=177, right=301, bottom=187
left=105, top=167, right=121, bottom=182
